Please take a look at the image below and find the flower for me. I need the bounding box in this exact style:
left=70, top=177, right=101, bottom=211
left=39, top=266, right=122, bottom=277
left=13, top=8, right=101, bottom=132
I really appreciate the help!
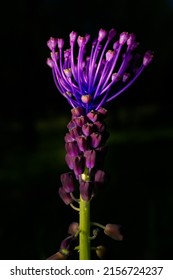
left=47, top=28, right=153, bottom=114
left=104, top=224, right=123, bottom=241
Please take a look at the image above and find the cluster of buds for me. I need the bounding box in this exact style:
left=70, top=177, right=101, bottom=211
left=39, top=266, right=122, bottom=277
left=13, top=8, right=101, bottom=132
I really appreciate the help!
left=59, top=106, right=109, bottom=203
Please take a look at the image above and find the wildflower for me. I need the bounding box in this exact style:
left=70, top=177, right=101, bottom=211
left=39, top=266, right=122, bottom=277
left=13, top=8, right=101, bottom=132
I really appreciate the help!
left=47, top=28, right=153, bottom=114
left=47, top=27, right=153, bottom=260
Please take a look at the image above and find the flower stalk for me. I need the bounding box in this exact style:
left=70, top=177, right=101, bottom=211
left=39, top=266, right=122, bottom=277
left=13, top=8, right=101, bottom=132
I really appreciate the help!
left=79, top=197, right=90, bottom=260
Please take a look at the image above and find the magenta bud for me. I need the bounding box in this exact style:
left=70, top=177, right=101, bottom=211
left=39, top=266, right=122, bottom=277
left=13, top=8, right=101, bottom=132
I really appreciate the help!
left=95, top=170, right=106, bottom=185
left=47, top=37, right=57, bottom=50
left=65, top=142, right=79, bottom=156
left=77, top=36, right=85, bottom=47
left=82, top=123, right=94, bottom=136
left=57, top=38, right=64, bottom=49
left=127, top=33, right=136, bottom=46
left=60, top=172, right=75, bottom=193
left=46, top=58, right=54, bottom=68
left=84, top=33, right=90, bottom=44
left=104, top=224, right=123, bottom=241
left=143, top=50, right=153, bottom=66
left=73, top=156, right=85, bottom=176
left=64, top=49, right=70, bottom=59
left=84, top=150, right=96, bottom=169
left=80, top=181, right=93, bottom=201
left=90, top=132, right=102, bottom=148
left=70, top=31, right=77, bottom=45
left=70, top=126, right=81, bottom=139
left=123, top=73, right=130, bottom=82
left=87, top=111, right=98, bottom=122
left=81, top=94, right=92, bottom=104
left=74, top=116, right=87, bottom=127
left=106, top=50, right=114, bottom=61
left=94, top=121, right=105, bottom=132
left=71, top=107, right=83, bottom=117
left=97, top=107, right=108, bottom=118
left=76, top=135, right=87, bottom=152
left=113, top=41, right=120, bottom=50
left=65, top=154, right=74, bottom=170
left=67, top=120, right=76, bottom=130
left=64, top=132, right=75, bottom=143
left=98, top=29, right=107, bottom=42
left=108, top=28, right=116, bottom=40
left=68, top=222, right=79, bottom=235
left=119, top=32, right=129, bottom=45
left=64, top=68, right=72, bottom=78
left=59, top=187, right=73, bottom=205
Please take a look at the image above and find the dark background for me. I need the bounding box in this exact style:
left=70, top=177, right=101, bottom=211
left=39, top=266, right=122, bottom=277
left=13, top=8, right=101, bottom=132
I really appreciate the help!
left=0, top=0, right=173, bottom=260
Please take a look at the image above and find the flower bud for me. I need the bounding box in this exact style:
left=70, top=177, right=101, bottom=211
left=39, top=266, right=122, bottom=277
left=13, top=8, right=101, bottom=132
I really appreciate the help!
left=68, top=222, right=79, bottom=235
left=73, top=156, right=85, bottom=176
left=82, top=123, right=94, bottom=136
left=87, top=111, right=98, bottom=122
left=64, top=132, right=74, bottom=143
left=97, top=107, right=108, bottom=118
left=127, top=33, right=136, bottom=46
left=90, top=132, right=102, bottom=148
left=46, top=58, right=54, bottom=68
left=81, top=95, right=92, bottom=104
left=84, top=150, right=96, bottom=169
left=71, top=107, right=83, bottom=117
left=106, top=50, right=114, bottom=61
left=76, top=135, right=88, bottom=152
left=67, top=120, right=76, bottom=130
left=74, top=116, right=87, bottom=127
left=123, top=73, right=130, bottom=82
left=65, top=154, right=74, bottom=170
left=70, top=126, right=81, bottom=139
left=108, top=28, right=116, bottom=40
left=95, top=170, right=106, bottom=185
left=47, top=37, right=57, bottom=50
left=60, top=172, right=75, bottom=193
left=104, top=224, right=123, bottom=241
left=70, top=31, right=77, bottom=45
left=65, top=141, right=79, bottom=156
left=59, top=187, right=73, bottom=205
left=119, top=32, right=129, bottom=45
left=64, top=68, right=72, bottom=78
left=94, top=121, right=105, bottom=132
left=98, top=29, right=107, bottom=42
left=80, top=181, right=93, bottom=201
left=57, top=38, right=64, bottom=49
left=96, top=245, right=107, bottom=259
left=143, top=50, right=154, bottom=66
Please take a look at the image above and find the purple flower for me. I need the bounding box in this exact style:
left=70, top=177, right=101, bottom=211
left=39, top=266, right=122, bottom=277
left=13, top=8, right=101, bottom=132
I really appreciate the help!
left=80, top=181, right=93, bottom=201
left=58, top=187, right=73, bottom=205
left=104, top=224, right=123, bottom=241
left=47, top=28, right=153, bottom=114
left=60, top=172, right=75, bottom=193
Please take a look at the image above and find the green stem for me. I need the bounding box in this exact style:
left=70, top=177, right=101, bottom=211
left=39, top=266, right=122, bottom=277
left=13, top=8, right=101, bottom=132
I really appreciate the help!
left=79, top=196, right=90, bottom=260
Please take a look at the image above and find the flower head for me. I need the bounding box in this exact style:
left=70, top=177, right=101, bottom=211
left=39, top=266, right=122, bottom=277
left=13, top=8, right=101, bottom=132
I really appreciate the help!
left=47, top=28, right=153, bottom=113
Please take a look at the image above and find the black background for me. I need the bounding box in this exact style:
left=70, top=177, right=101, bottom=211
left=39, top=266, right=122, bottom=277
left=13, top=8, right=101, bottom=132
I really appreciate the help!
left=0, top=0, right=173, bottom=260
